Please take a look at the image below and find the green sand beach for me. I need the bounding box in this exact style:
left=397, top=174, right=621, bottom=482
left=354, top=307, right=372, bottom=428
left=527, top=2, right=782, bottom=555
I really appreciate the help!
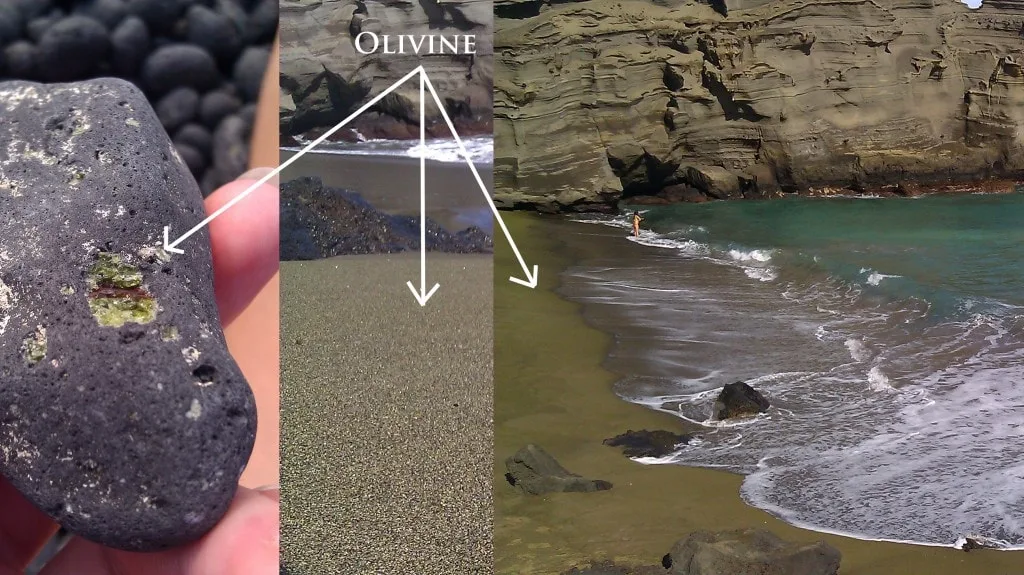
left=281, top=254, right=493, bottom=573
left=493, top=211, right=1024, bottom=574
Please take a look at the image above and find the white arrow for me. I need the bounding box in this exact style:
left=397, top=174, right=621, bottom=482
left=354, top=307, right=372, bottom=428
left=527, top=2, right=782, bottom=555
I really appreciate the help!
left=421, top=72, right=538, bottom=288
left=163, top=66, right=427, bottom=255
left=406, top=69, right=441, bottom=306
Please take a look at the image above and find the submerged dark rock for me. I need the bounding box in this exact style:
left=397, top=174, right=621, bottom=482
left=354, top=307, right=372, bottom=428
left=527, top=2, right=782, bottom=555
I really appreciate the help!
left=713, top=381, right=770, bottom=420
left=664, top=529, right=841, bottom=575
left=280, top=175, right=494, bottom=260
left=0, top=78, right=256, bottom=551
left=504, top=444, right=612, bottom=495
left=603, top=429, right=693, bottom=459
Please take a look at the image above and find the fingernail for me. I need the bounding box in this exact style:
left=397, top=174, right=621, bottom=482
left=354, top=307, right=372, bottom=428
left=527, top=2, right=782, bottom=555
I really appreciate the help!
left=255, top=484, right=280, bottom=503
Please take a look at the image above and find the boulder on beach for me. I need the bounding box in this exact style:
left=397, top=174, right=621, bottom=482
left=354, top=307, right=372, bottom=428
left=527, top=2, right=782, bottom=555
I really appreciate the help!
left=664, top=529, right=841, bottom=575
left=713, top=381, right=770, bottom=420
left=603, top=430, right=693, bottom=459
left=505, top=444, right=612, bottom=495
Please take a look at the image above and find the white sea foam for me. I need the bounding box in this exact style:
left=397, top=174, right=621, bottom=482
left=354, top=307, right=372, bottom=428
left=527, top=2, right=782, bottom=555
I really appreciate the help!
left=862, top=268, right=901, bottom=286
left=283, top=135, right=493, bottom=164
left=845, top=338, right=871, bottom=361
left=867, top=366, right=893, bottom=391
left=744, top=267, right=778, bottom=282
left=729, top=248, right=773, bottom=262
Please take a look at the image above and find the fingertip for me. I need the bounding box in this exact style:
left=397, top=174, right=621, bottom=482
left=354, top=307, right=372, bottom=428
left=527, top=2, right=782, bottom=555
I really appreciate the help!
left=204, top=176, right=280, bottom=326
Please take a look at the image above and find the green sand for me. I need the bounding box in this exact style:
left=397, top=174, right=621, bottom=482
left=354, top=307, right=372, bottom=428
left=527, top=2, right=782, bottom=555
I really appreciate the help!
left=493, top=211, right=1023, bottom=574
left=281, top=254, right=493, bottom=573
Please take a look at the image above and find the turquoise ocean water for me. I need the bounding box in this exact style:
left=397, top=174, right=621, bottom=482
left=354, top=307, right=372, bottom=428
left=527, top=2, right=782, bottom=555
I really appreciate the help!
left=563, top=192, right=1024, bottom=548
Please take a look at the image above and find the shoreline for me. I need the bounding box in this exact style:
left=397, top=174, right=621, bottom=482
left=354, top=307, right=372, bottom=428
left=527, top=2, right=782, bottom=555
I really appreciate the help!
left=494, top=211, right=1023, bottom=574
left=279, top=148, right=494, bottom=233
left=500, top=178, right=1024, bottom=214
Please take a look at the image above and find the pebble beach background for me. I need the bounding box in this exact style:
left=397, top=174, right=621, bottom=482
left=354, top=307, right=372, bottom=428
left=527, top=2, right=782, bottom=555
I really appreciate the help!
left=0, top=0, right=276, bottom=196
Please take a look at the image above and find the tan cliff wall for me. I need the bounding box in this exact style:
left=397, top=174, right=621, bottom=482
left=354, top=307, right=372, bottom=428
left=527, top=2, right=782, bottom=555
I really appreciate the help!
left=494, top=0, right=1024, bottom=211
left=280, top=0, right=493, bottom=141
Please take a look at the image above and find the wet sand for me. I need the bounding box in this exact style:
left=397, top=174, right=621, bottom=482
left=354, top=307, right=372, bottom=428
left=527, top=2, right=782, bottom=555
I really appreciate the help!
left=280, top=254, right=493, bottom=573
left=493, top=211, right=1023, bottom=574
left=280, top=150, right=494, bottom=233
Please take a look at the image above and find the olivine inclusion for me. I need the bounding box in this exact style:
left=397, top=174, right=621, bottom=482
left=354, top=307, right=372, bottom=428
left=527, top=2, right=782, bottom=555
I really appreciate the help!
left=86, top=253, right=157, bottom=327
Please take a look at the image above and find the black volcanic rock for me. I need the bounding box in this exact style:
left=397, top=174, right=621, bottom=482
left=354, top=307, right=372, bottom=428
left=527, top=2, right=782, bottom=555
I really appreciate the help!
left=142, top=44, right=220, bottom=97
left=37, top=16, right=110, bottom=82
left=280, top=176, right=494, bottom=260
left=713, top=381, right=770, bottom=420
left=604, top=429, right=693, bottom=458
left=0, top=78, right=256, bottom=552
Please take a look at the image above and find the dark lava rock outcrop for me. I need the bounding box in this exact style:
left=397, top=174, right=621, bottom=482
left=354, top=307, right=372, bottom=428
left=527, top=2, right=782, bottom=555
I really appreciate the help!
left=713, top=381, right=770, bottom=420
left=663, top=529, right=841, bottom=575
left=280, top=0, right=493, bottom=141
left=505, top=444, right=612, bottom=495
left=280, top=175, right=493, bottom=259
left=495, top=0, right=1024, bottom=211
left=0, top=78, right=256, bottom=551
left=603, top=429, right=693, bottom=458
left=0, top=0, right=276, bottom=197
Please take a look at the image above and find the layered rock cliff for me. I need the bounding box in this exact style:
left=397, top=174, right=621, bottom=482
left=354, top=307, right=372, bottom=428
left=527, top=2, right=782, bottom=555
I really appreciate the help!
left=280, top=0, right=493, bottom=142
left=494, top=0, right=1024, bottom=211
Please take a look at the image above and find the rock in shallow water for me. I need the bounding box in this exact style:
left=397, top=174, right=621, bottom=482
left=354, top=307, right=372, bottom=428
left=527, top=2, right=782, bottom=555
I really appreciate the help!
left=0, top=78, right=256, bottom=551
left=713, top=381, right=770, bottom=420
left=505, top=444, right=612, bottom=495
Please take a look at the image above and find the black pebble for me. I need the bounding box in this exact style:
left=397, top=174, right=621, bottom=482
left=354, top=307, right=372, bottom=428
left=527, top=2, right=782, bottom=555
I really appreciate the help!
left=174, top=123, right=213, bottom=157
left=26, top=13, right=62, bottom=43
left=233, top=46, right=268, bottom=102
left=75, top=0, right=129, bottom=30
left=198, top=90, right=241, bottom=128
left=109, top=15, right=149, bottom=76
left=0, top=77, right=256, bottom=552
left=4, top=41, right=37, bottom=79
left=142, top=44, right=220, bottom=96
left=125, top=0, right=185, bottom=35
left=214, top=0, right=248, bottom=34
left=38, top=16, right=111, bottom=82
left=0, top=5, right=25, bottom=46
left=185, top=5, right=241, bottom=64
left=246, top=0, right=277, bottom=44
left=155, top=87, right=200, bottom=133
left=11, top=0, right=52, bottom=21
left=212, top=114, right=251, bottom=184
left=175, top=142, right=207, bottom=177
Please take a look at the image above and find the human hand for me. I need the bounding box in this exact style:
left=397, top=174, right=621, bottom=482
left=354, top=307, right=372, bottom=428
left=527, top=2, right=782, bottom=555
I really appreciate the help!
left=3, top=173, right=281, bottom=575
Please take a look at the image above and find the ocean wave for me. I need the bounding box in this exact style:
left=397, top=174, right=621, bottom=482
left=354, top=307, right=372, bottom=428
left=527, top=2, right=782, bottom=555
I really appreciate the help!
left=729, top=248, right=773, bottom=263
left=282, top=135, right=493, bottom=164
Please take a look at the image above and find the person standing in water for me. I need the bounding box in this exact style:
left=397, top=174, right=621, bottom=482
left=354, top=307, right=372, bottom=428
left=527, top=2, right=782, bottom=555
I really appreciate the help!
left=632, top=210, right=643, bottom=238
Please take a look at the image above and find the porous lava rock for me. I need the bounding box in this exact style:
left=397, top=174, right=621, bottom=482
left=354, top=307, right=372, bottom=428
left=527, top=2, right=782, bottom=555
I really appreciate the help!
left=0, top=78, right=256, bottom=552
left=280, top=175, right=493, bottom=259
left=504, top=444, right=612, bottom=495
left=713, top=381, right=770, bottom=420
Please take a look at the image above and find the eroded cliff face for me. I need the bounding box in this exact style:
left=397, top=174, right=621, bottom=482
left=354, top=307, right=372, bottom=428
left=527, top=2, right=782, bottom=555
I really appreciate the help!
left=280, top=0, right=493, bottom=141
left=494, top=0, right=1024, bottom=211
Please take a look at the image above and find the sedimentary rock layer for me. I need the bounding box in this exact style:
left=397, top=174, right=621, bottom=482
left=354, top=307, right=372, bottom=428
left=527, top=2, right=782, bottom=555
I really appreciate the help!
left=280, top=0, right=493, bottom=141
left=494, top=0, right=1024, bottom=211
